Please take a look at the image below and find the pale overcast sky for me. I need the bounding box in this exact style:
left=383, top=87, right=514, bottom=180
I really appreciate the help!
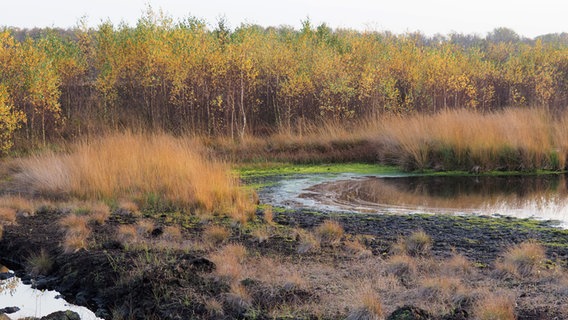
left=1, top=0, right=567, bottom=38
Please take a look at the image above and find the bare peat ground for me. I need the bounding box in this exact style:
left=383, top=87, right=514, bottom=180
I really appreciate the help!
left=2, top=203, right=568, bottom=319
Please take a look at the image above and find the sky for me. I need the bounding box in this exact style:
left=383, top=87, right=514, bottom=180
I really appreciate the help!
left=1, top=0, right=567, bottom=38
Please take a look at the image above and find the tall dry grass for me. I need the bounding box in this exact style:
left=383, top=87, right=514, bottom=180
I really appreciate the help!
left=12, top=132, right=256, bottom=219
left=377, top=108, right=564, bottom=171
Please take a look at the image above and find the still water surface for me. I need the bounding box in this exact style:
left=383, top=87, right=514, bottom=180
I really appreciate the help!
left=262, top=173, right=568, bottom=227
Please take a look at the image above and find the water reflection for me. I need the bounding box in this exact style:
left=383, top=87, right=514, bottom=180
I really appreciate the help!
left=302, top=174, right=568, bottom=226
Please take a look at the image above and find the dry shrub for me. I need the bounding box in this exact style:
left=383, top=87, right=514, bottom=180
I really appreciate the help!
left=0, top=207, right=16, bottom=225
left=162, top=225, right=182, bottom=242
left=385, top=254, right=417, bottom=283
left=474, top=293, right=516, bottom=320
left=117, top=225, right=139, bottom=244
left=392, top=230, right=432, bottom=257
left=203, top=225, right=230, bottom=246
left=497, top=241, right=546, bottom=278
left=347, top=284, right=384, bottom=320
left=315, top=220, right=344, bottom=246
left=26, top=249, right=53, bottom=276
left=13, top=132, right=255, bottom=219
left=0, top=195, right=34, bottom=216
left=296, top=228, right=321, bottom=254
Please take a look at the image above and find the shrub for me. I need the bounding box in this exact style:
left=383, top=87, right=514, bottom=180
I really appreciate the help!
left=315, top=220, right=344, bottom=246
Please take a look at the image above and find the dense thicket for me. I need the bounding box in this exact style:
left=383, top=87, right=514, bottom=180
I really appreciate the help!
left=2, top=10, right=568, bottom=151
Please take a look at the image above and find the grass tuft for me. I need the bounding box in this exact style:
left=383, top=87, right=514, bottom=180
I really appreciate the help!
left=26, top=249, right=53, bottom=276
left=474, top=293, right=516, bottom=320
left=497, top=241, right=546, bottom=278
left=347, top=284, right=384, bottom=320
left=203, top=225, right=231, bottom=246
left=315, top=220, right=344, bottom=246
left=392, top=230, right=432, bottom=257
left=0, top=207, right=17, bottom=225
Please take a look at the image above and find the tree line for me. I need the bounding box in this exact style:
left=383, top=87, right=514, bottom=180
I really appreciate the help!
left=2, top=9, right=568, bottom=151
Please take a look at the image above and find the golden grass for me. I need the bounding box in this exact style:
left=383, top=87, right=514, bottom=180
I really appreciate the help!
left=392, top=230, right=432, bottom=257
left=209, top=244, right=248, bottom=283
left=296, top=228, right=321, bottom=254
left=343, top=238, right=373, bottom=259
left=315, top=219, right=344, bottom=246
left=136, top=219, right=155, bottom=236
left=263, top=205, right=274, bottom=225
left=116, top=225, right=139, bottom=245
left=497, top=241, right=546, bottom=278
left=202, top=225, right=231, bottom=246
left=62, top=233, right=89, bottom=253
left=13, top=132, right=256, bottom=220
left=385, top=254, right=417, bottom=283
left=162, top=225, right=182, bottom=242
left=59, top=214, right=90, bottom=236
left=474, top=293, right=516, bottom=320
left=0, top=207, right=17, bottom=225
left=0, top=195, right=34, bottom=216
left=347, top=284, right=384, bottom=320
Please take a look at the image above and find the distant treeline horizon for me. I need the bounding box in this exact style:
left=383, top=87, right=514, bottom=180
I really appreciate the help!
left=2, top=9, right=568, bottom=151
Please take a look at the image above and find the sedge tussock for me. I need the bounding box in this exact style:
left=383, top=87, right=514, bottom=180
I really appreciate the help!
left=346, top=284, right=384, bottom=320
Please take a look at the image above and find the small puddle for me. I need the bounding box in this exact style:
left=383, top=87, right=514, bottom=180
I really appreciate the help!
left=261, top=173, right=568, bottom=227
left=0, top=264, right=101, bottom=320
